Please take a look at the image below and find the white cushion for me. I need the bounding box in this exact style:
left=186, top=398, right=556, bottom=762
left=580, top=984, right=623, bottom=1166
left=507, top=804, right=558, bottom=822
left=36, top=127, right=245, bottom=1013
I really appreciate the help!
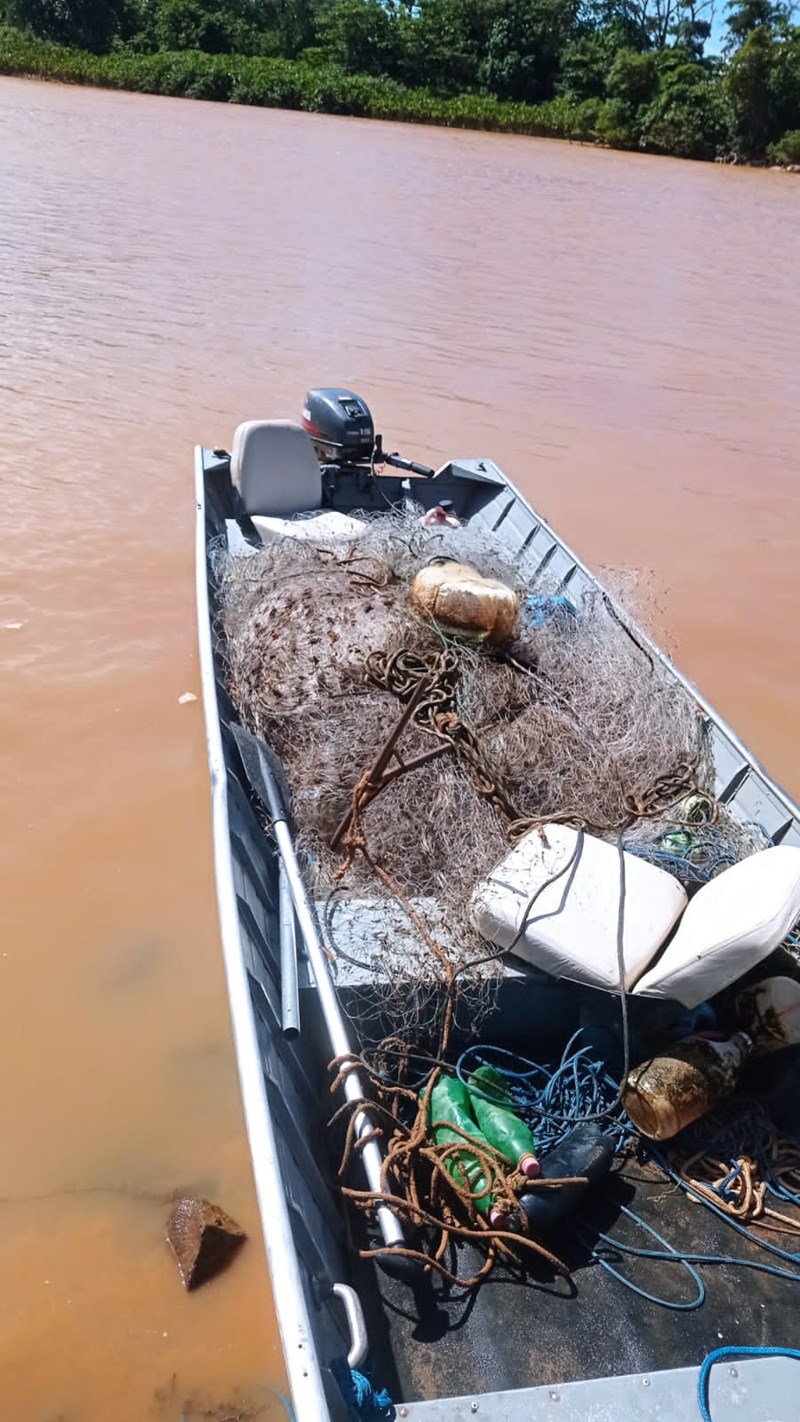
left=633, top=846, right=800, bottom=1008
left=251, top=510, right=365, bottom=545
left=470, top=824, right=687, bottom=992
left=231, top=420, right=321, bottom=518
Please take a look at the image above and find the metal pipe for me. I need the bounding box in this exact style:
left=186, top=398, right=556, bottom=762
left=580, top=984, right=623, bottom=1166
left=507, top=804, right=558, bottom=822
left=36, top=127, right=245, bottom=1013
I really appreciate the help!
left=270, top=815, right=405, bottom=1248
left=278, top=860, right=300, bottom=1040
left=240, top=729, right=405, bottom=1249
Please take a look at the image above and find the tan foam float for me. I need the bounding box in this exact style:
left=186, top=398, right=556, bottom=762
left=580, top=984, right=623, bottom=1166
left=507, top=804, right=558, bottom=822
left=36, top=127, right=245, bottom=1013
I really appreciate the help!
left=410, top=559, right=519, bottom=644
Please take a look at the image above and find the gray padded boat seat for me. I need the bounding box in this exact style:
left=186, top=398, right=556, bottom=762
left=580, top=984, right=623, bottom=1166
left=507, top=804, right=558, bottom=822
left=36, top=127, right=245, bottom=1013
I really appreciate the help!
left=231, top=420, right=322, bottom=518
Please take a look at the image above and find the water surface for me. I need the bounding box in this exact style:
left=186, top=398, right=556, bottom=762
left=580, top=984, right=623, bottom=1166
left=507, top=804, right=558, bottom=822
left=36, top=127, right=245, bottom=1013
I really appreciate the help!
left=1, top=76, right=798, bottom=1417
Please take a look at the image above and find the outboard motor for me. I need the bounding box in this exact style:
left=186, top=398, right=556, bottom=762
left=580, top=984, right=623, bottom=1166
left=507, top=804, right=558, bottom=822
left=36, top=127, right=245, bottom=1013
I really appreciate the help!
left=302, top=388, right=375, bottom=466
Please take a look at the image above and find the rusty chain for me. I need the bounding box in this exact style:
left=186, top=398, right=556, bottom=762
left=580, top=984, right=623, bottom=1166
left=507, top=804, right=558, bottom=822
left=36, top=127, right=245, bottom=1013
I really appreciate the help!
left=366, top=644, right=702, bottom=839
left=365, top=647, right=524, bottom=828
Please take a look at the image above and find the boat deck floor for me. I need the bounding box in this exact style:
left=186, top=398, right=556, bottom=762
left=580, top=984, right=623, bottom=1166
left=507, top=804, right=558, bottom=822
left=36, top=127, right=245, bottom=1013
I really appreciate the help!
left=325, top=905, right=800, bottom=1402
left=360, top=1154, right=800, bottom=1402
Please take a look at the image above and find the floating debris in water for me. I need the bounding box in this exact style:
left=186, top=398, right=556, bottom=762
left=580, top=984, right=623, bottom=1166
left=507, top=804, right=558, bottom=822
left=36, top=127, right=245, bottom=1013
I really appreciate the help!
left=166, top=1197, right=246, bottom=1290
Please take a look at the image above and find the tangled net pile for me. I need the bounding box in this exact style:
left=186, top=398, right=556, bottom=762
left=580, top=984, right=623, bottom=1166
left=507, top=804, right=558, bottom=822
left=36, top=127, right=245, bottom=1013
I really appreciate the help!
left=216, top=510, right=742, bottom=1043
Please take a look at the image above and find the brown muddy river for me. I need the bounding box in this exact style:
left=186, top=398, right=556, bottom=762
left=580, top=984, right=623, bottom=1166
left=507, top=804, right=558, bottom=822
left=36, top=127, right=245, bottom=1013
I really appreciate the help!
left=1, top=74, right=799, bottom=1419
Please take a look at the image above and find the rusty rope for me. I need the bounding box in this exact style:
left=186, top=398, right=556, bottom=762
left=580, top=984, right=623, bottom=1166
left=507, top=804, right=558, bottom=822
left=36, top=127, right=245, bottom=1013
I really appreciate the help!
left=329, top=1053, right=578, bottom=1289
left=676, top=1140, right=800, bottom=1236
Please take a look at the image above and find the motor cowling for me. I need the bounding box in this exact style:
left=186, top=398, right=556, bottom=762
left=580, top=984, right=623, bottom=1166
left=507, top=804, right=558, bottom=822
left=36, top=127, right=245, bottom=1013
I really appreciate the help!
left=302, top=388, right=375, bottom=465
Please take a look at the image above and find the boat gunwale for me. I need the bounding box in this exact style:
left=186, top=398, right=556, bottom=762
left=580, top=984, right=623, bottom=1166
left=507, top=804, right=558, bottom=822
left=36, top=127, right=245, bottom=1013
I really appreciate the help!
left=505, top=475, right=799, bottom=827
left=194, top=445, right=332, bottom=1420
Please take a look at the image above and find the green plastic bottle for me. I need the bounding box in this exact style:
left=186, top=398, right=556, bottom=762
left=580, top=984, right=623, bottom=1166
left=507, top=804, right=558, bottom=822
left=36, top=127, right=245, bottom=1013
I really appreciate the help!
left=466, top=1064, right=540, bottom=1179
left=427, top=1073, right=506, bottom=1224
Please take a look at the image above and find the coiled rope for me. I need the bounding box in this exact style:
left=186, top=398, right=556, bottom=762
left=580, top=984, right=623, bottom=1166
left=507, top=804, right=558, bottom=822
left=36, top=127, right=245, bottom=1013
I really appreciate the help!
left=697, top=1346, right=800, bottom=1422
left=454, top=1032, right=635, bottom=1157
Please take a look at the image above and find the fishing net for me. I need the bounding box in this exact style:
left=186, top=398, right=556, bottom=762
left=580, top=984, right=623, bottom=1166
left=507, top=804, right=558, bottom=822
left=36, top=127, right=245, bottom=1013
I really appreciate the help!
left=215, top=510, right=745, bottom=1046
left=622, top=812, right=771, bottom=892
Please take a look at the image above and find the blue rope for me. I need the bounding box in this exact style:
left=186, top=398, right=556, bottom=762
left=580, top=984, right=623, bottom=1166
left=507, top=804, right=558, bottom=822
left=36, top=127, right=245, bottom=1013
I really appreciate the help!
left=577, top=1144, right=800, bottom=1308
left=330, top=1356, right=394, bottom=1421
left=455, top=1034, right=634, bottom=1155
left=697, top=1346, right=800, bottom=1422
left=589, top=1219, right=800, bottom=1284
left=649, top=1096, right=800, bottom=1211
left=574, top=1201, right=706, bottom=1311
left=461, top=1045, right=800, bottom=1296
left=624, top=841, right=734, bottom=887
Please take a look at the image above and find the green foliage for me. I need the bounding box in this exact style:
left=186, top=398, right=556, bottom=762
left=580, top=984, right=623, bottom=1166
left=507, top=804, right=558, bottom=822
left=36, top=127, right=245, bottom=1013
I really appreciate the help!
left=1, top=0, right=132, bottom=50
left=641, top=62, right=728, bottom=156
left=670, top=1, right=712, bottom=62
left=555, top=0, right=647, bottom=103
left=134, top=0, right=279, bottom=55
left=558, top=31, right=618, bottom=100
left=268, top=0, right=317, bottom=57
left=571, top=93, right=604, bottom=133
left=725, top=25, right=773, bottom=149
left=593, top=94, right=637, bottom=143
left=724, top=18, right=800, bottom=156
left=316, top=0, right=402, bottom=75
left=399, top=0, right=486, bottom=93
left=607, top=48, right=659, bottom=105
left=0, top=23, right=592, bottom=128
left=479, top=0, right=580, bottom=104
left=767, top=125, right=800, bottom=160
left=725, top=0, right=789, bottom=46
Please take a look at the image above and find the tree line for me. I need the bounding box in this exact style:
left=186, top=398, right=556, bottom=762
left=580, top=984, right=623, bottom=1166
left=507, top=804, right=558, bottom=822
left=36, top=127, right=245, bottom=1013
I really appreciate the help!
left=2, top=0, right=799, bottom=163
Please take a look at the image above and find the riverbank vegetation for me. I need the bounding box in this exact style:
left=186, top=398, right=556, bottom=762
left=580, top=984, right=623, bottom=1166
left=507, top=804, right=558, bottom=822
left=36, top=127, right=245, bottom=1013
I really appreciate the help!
left=1, top=0, right=799, bottom=163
